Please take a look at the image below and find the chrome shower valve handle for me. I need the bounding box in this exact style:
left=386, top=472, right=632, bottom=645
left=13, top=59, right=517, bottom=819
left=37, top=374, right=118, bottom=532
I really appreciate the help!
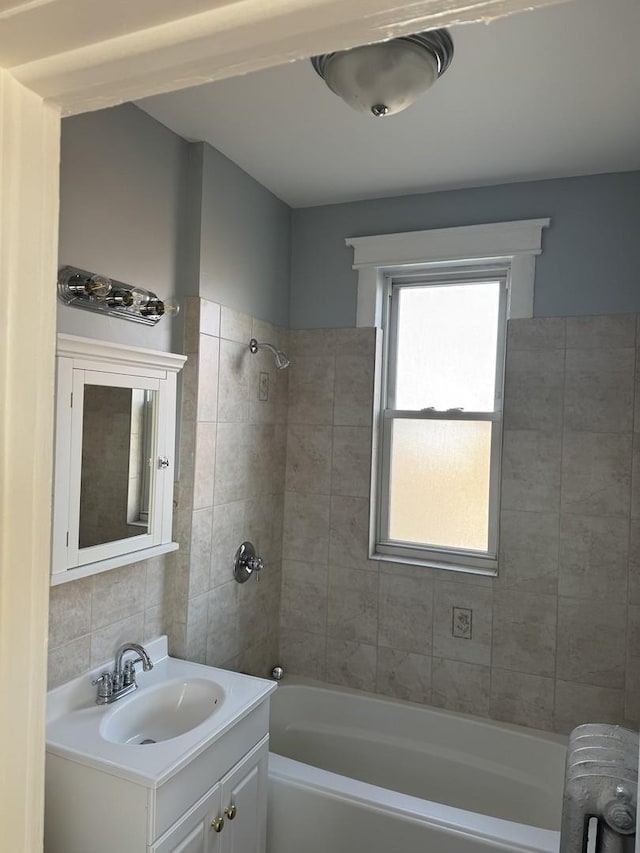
left=233, top=541, right=264, bottom=583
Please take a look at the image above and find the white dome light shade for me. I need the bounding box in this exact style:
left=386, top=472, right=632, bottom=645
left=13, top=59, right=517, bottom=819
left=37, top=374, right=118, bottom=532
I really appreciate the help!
left=311, top=30, right=453, bottom=118
left=324, top=41, right=438, bottom=116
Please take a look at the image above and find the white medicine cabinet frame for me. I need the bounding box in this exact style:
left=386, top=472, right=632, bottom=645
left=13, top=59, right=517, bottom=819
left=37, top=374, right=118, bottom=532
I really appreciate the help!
left=346, top=218, right=550, bottom=576
left=52, top=334, right=186, bottom=585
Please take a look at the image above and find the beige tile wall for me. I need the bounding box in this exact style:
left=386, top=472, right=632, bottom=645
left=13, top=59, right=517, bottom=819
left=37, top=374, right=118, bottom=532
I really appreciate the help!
left=172, top=299, right=285, bottom=676
left=48, top=297, right=286, bottom=687
left=48, top=556, right=174, bottom=688
left=279, top=315, right=640, bottom=734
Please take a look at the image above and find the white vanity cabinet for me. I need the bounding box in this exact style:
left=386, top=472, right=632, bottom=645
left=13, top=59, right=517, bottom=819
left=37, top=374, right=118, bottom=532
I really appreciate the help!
left=152, top=737, right=268, bottom=853
left=44, top=647, right=276, bottom=853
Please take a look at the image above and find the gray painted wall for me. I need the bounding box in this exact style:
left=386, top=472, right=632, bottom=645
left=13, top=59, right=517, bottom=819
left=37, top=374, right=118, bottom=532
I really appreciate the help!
left=290, top=171, right=640, bottom=329
left=198, top=142, right=291, bottom=328
left=58, top=103, right=196, bottom=353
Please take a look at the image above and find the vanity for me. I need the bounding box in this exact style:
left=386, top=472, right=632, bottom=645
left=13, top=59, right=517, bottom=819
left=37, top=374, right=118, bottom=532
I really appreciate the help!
left=45, top=637, right=276, bottom=853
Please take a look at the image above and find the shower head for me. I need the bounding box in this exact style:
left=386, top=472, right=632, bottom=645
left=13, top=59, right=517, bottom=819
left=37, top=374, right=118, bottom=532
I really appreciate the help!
left=249, top=338, right=290, bottom=370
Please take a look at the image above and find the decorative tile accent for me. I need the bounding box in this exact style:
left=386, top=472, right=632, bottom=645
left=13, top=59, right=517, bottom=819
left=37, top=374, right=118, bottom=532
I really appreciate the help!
left=258, top=371, right=269, bottom=401
left=433, top=581, right=491, bottom=665
left=452, top=607, right=472, bottom=639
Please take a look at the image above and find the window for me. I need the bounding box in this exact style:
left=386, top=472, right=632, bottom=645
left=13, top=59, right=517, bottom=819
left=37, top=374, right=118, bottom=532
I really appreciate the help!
left=345, top=218, right=550, bottom=574
left=376, top=269, right=507, bottom=572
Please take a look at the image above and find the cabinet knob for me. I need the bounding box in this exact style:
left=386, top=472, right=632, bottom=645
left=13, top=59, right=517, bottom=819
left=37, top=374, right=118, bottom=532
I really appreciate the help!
left=210, top=817, right=225, bottom=833
left=224, top=804, right=237, bottom=820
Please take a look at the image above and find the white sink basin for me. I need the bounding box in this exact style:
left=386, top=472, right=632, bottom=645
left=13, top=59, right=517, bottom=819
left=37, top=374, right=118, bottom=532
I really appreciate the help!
left=100, top=677, right=226, bottom=745
left=46, top=636, right=277, bottom=786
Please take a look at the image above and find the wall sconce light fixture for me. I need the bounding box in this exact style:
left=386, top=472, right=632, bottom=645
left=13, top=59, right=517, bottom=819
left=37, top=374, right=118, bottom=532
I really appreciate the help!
left=57, top=266, right=180, bottom=326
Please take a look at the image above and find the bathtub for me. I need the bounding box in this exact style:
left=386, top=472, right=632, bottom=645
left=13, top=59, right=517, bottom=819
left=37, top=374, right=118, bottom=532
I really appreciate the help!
left=267, top=680, right=566, bottom=853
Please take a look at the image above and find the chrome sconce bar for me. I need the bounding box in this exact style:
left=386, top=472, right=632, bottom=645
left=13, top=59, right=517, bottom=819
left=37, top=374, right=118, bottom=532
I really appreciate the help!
left=57, top=266, right=180, bottom=326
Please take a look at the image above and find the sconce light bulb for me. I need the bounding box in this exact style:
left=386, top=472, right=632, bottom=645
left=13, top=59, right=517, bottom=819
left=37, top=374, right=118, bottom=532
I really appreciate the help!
left=86, top=274, right=112, bottom=298
left=161, top=298, right=180, bottom=317
left=129, top=288, right=151, bottom=308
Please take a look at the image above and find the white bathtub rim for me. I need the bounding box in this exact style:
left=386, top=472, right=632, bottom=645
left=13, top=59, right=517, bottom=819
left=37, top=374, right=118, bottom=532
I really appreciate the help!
left=269, top=752, right=559, bottom=853
left=272, top=676, right=567, bottom=747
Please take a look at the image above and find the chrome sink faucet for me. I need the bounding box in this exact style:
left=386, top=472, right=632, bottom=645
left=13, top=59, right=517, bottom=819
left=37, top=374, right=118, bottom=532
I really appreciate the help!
left=92, top=642, right=154, bottom=705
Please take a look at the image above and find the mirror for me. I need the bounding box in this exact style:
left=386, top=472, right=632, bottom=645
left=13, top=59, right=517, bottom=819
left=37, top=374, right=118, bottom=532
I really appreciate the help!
left=79, top=386, right=157, bottom=549
left=52, top=334, right=186, bottom=585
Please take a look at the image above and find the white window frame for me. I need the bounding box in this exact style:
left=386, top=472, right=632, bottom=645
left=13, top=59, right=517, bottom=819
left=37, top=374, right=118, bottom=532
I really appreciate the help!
left=346, top=218, right=549, bottom=575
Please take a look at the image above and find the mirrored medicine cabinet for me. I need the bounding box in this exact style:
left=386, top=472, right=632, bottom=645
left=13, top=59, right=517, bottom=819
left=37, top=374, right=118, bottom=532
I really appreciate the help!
left=52, top=334, right=186, bottom=585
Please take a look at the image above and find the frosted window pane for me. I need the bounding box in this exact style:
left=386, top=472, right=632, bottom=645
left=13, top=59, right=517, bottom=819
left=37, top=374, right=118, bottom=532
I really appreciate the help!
left=394, top=282, right=500, bottom=411
left=388, top=419, right=491, bottom=552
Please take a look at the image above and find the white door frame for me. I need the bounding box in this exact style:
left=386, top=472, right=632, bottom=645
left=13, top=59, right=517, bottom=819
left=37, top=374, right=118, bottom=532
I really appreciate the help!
left=0, top=1, right=577, bottom=849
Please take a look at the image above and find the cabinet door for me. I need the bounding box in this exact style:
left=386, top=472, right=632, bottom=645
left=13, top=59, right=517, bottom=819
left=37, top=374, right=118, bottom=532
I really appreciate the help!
left=220, top=736, right=269, bottom=853
left=150, top=781, right=223, bottom=853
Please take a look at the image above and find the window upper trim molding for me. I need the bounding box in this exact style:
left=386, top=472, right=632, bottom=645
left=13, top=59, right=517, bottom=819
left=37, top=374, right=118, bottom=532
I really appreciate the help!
left=346, top=218, right=550, bottom=267
left=346, top=218, right=550, bottom=327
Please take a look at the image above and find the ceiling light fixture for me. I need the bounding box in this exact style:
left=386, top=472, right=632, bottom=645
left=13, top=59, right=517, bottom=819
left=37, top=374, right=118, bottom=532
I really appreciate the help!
left=311, top=29, right=453, bottom=118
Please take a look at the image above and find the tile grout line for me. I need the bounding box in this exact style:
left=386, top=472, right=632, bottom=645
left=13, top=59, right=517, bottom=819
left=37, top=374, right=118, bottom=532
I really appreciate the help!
left=552, top=318, right=567, bottom=731
left=622, top=313, right=639, bottom=722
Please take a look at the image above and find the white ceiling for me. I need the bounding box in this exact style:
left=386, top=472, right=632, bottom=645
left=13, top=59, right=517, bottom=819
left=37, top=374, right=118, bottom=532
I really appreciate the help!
left=137, top=0, right=640, bottom=208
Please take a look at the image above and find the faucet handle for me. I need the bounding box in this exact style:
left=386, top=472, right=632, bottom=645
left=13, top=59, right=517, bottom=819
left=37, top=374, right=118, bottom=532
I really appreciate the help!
left=122, top=658, right=142, bottom=687
left=91, top=671, right=113, bottom=701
